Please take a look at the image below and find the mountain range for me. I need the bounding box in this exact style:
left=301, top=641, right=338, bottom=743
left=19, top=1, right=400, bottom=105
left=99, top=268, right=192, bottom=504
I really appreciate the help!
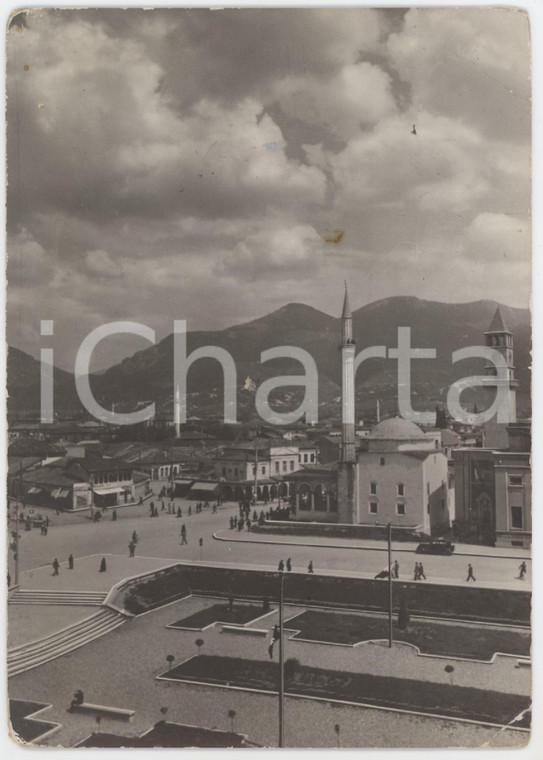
left=7, top=296, right=531, bottom=423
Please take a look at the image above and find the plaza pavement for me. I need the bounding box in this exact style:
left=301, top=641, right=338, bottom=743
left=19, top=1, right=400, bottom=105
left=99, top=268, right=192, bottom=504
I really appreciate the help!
left=8, top=595, right=529, bottom=748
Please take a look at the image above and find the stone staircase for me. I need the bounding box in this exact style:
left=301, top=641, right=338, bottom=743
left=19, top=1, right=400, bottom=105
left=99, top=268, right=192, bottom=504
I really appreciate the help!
left=8, top=589, right=108, bottom=606
left=8, top=607, right=126, bottom=677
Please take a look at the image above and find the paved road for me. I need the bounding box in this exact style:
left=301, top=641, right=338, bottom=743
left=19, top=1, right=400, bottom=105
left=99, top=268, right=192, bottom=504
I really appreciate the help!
left=8, top=492, right=531, bottom=590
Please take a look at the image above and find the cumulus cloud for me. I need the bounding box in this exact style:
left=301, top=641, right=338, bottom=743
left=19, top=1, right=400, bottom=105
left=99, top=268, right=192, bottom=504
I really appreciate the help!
left=6, top=7, right=531, bottom=370
left=219, top=225, right=325, bottom=281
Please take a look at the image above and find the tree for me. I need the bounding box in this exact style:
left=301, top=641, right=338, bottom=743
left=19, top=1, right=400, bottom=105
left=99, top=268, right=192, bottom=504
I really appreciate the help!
left=195, top=638, right=204, bottom=655
left=435, top=404, right=448, bottom=429
left=397, top=597, right=410, bottom=630
left=444, top=664, right=455, bottom=685
left=284, top=658, right=301, bottom=683
left=166, top=654, right=175, bottom=670
left=228, top=709, right=237, bottom=733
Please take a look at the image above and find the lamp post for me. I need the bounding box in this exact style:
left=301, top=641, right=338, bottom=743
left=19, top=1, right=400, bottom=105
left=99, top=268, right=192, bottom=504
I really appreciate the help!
left=278, top=569, right=285, bottom=748
left=387, top=521, right=393, bottom=648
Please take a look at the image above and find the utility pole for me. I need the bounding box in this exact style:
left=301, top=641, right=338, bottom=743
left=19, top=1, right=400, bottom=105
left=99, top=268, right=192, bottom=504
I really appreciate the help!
left=388, top=521, right=393, bottom=648
left=254, top=442, right=259, bottom=506
left=14, top=463, right=22, bottom=587
left=89, top=473, right=95, bottom=521
left=278, top=570, right=285, bottom=748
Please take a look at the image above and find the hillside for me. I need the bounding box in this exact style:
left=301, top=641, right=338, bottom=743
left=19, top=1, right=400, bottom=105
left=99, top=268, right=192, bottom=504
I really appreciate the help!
left=7, top=297, right=531, bottom=422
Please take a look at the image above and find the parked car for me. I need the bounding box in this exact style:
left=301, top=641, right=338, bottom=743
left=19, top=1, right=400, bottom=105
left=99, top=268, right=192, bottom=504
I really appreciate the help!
left=415, top=540, right=455, bottom=555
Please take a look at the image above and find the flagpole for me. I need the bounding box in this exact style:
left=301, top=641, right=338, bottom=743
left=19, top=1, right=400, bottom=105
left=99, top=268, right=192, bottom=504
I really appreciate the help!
left=278, top=570, right=285, bottom=747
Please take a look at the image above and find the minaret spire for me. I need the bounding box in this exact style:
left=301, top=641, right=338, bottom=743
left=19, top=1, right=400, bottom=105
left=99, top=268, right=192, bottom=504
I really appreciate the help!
left=337, top=282, right=359, bottom=523
left=341, top=281, right=353, bottom=344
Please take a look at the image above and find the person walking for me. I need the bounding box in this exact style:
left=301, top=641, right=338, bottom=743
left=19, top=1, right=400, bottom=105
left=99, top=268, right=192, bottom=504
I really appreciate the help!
left=519, top=561, right=527, bottom=580
left=180, top=524, right=188, bottom=545
left=466, top=563, right=476, bottom=582
left=393, top=560, right=400, bottom=579
left=418, top=563, right=426, bottom=580
left=128, top=542, right=135, bottom=558
left=278, top=559, right=285, bottom=572
left=212, top=503, right=217, bottom=514
left=99, top=557, right=107, bottom=572
left=177, top=506, right=182, bottom=518
left=308, top=560, right=314, bottom=574
left=68, top=554, right=74, bottom=570
left=413, top=562, right=420, bottom=580
left=286, top=558, right=292, bottom=572
left=52, top=558, right=60, bottom=576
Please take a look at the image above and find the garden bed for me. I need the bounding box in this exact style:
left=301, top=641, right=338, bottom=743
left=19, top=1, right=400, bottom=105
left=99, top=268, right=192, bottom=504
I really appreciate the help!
left=161, top=655, right=531, bottom=728
left=251, top=521, right=431, bottom=542
left=169, top=603, right=269, bottom=630
left=119, top=564, right=530, bottom=626
left=9, top=700, right=58, bottom=744
left=284, top=610, right=531, bottom=660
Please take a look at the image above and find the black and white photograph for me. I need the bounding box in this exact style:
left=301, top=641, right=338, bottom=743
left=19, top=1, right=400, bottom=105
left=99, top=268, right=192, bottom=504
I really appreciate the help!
left=4, top=3, right=534, bottom=750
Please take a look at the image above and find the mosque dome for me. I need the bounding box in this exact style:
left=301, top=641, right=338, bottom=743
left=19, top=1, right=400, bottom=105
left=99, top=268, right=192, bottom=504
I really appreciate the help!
left=369, top=416, right=428, bottom=440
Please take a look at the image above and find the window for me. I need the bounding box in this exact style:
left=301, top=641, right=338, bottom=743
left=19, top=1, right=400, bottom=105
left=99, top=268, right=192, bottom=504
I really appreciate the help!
left=275, top=462, right=280, bottom=474
left=369, top=501, right=378, bottom=514
left=290, top=461, right=295, bottom=471
left=370, top=482, right=377, bottom=495
left=252, top=466, right=256, bottom=477
left=511, top=506, right=523, bottom=530
left=396, top=503, right=406, bottom=516
left=397, top=483, right=404, bottom=496
left=509, top=475, right=523, bottom=487
left=282, top=461, right=287, bottom=472
left=379, top=457, right=385, bottom=466
left=304, top=454, right=309, bottom=463
left=261, top=466, right=266, bottom=476
left=310, top=453, right=315, bottom=462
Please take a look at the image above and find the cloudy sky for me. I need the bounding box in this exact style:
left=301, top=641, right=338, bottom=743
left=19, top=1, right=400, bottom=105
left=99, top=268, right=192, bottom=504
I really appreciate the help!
left=6, top=7, right=531, bottom=371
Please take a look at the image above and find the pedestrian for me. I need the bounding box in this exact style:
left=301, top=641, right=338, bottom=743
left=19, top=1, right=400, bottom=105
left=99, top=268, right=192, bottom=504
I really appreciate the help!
left=188, top=505, right=192, bottom=517
left=132, top=531, right=138, bottom=544
left=112, top=509, right=117, bottom=521
left=52, top=558, right=60, bottom=576
left=466, top=563, right=476, bottom=582
left=393, top=560, right=400, bottom=579
left=68, top=554, right=74, bottom=570
left=233, top=515, right=238, bottom=528
left=161, top=500, right=166, bottom=512
left=99, top=557, right=107, bottom=572
left=177, top=506, right=182, bottom=518
left=149, top=501, right=155, bottom=516
left=418, top=563, right=426, bottom=580
left=278, top=559, right=285, bottom=572
left=413, top=562, right=420, bottom=581
left=212, top=503, right=217, bottom=514
left=45, top=516, right=50, bottom=527
left=139, top=496, right=143, bottom=506
left=308, top=561, right=314, bottom=574
left=238, top=518, right=244, bottom=531
left=268, top=641, right=274, bottom=659
left=286, top=558, right=292, bottom=572
left=180, top=524, right=188, bottom=545
left=246, top=518, right=251, bottom=530
left=128, top=542, right=135, bottom=558
left=519, top=561, right=527, bottom=580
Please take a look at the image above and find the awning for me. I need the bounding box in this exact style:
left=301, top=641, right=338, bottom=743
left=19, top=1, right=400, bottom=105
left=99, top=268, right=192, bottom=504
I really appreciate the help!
left=190, top=482, right=219, bottom=493
left=94, top=485, right=126, bottom=496
left=51, top=487, right=70, bottom=498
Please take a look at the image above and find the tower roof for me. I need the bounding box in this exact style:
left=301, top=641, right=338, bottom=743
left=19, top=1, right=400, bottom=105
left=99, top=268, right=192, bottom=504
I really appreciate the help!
left=341, top=282, right=352, bottom=320
left=486, top=307, right=511, bottom=334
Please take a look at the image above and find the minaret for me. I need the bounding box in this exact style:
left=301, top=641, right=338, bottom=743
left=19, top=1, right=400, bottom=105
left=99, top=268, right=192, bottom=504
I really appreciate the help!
left=174, top=385, right=181, bottom=439
left=482, top=307, right=518, bottom=448
left=337, top=283, right=359, bottom=523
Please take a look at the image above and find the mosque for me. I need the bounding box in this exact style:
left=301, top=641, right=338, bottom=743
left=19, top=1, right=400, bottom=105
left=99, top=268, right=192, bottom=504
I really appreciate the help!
left=290, top=285, right=451, bottom=535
